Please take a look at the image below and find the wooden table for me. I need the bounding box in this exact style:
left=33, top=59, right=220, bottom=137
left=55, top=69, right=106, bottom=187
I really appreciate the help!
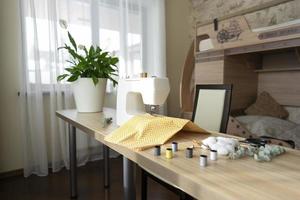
left=56, top=108, right=300, bottom=200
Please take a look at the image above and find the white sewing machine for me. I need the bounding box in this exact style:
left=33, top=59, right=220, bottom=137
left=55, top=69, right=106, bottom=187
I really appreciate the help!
left=116, top=77, right=170, bottom=126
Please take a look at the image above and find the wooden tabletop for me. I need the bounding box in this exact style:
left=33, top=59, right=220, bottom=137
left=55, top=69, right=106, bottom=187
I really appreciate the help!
left=56, top=109, right=300, bottom=200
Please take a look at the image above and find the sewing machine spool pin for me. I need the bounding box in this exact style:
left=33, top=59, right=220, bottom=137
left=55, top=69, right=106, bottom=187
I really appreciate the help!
left=149, top=105, right=159, bottom=115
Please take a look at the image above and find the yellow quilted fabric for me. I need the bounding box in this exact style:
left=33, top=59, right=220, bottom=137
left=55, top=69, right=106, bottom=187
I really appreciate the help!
left=105, top=114, right=208, bottom=151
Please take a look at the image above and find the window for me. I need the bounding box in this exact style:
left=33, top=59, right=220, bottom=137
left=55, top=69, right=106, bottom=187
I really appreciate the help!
left=24, top=0, right=147, bottom=85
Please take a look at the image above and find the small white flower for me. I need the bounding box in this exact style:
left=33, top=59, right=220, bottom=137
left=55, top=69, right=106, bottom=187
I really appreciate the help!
left=59, top=19, right=68, bottom=29
left=78, top=44, right=85, bottom=50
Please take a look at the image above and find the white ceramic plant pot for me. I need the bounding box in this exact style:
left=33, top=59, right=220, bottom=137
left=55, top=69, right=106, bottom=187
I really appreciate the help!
left=72, top=78, right=107, bottom=112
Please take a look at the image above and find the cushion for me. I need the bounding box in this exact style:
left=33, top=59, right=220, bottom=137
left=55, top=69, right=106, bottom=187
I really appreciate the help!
left=245, top=91, right=289, bottom=119
left=227, top=115, right=296, bottom=149
left=226, top=116, right=254, bottom=139
left=285, top=106, right=300, bottom=125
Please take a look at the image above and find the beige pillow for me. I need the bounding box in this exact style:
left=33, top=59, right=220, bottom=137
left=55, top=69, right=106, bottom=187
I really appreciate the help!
left=245, top=91, right=289, bottom=119
left=226, top=116, right=254, bottom=138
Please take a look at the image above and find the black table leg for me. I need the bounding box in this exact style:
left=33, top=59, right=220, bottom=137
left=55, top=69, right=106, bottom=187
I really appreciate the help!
left=103, top=145, right=110, bottom=188
left=180, top=192, right=194, bottom=200
left=69, top=124, right=77, bottom=198
left=141, top=169, right=148, bottom=200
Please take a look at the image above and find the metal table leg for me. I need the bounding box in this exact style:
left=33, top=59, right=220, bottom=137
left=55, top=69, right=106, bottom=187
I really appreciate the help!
left=103, top=145, right=110, bottom=188
left=141, top=169, right=148, bottom=200
left=179, top=192, right=194, bottom=200
left=69, top=124, right=77, bottom=198
left=123, top=156, right=136, bottom=200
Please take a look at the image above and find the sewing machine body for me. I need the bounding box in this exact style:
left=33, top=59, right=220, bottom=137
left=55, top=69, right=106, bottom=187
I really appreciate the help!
left=116, top=77, right=170, bottom=125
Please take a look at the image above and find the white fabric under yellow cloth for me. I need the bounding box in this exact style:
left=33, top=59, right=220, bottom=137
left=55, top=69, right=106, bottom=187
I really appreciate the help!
left=105, top=114, right=208, bottom=151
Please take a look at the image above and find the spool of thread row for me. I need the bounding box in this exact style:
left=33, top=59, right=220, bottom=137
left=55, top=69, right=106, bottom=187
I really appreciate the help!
left=166, top=148, right=173, bottom=159
left=186, top=147, right=193, bottom=158
left=200, top=155, right=207, bottom=167
left=154, top=145, right=161, bottom=156
left=172, top=142, right=178, bottom=152
left=210, top=150, right=217, bottom=161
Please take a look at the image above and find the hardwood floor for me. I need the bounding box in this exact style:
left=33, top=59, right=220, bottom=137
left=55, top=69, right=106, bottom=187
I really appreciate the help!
left=0, top=157, right=178, bottom=200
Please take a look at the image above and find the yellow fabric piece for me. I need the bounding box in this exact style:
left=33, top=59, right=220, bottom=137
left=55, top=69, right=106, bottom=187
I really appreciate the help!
left=105, top=114, right=208, bottom=151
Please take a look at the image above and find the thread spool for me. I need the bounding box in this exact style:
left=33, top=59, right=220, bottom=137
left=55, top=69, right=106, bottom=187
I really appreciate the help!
left=154, top=145, right=161, bottom=156
left=166, top=148, right=173, bottom=159
left=186, top=147, right=193, bottom=158
left=172, top=142, right=178, bottom=152
left=140, top=72, right=148, bottom=78
left=200, top=155, right=207, bottom=167
left=210, top=150, right=217, bottom=161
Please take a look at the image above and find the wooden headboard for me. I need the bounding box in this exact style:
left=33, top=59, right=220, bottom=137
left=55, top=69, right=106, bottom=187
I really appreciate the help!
left=258, top=70, right=300, bottom=106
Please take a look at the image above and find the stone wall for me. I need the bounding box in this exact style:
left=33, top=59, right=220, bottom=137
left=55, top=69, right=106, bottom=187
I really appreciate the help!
left=189, top=0, right=300, bottom=37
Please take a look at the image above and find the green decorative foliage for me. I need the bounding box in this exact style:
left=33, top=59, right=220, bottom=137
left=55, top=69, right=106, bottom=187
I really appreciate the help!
left=229, top=145, right=285, bottom=162
left=57, top=29, right=119, bottom=86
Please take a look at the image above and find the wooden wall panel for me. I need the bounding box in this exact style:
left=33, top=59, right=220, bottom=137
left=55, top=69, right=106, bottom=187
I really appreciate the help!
left=194, top=60, right=224, bottom=84
left=224, top=54, right=260, bottom=111
left=180, top=42, right=195, bottom=113
left=258, top=71, right=300, bottom=106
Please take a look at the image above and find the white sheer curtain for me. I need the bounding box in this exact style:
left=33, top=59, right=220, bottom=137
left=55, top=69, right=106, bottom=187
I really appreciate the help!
left=19, top=0, right=166, bottom=177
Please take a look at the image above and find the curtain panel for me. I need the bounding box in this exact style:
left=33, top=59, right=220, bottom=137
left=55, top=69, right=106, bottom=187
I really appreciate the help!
left=19, top=0, right=166, bottom=177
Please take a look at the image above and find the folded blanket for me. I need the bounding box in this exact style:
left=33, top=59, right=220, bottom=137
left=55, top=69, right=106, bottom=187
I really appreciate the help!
left=105, top=114, right=208, bottom=151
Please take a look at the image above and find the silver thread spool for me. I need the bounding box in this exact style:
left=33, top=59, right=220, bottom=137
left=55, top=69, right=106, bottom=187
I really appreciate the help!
left=172, top=142, right=178, bottom=152
left=186, top=147, right=193, bottom=158
left=200, top=155, right=208, bottom=167
left=210, top=150, right=217, bottom=161
left=154, top=145, right=161, bottom=156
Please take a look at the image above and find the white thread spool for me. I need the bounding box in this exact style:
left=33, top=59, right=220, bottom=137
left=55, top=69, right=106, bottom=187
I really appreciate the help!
left=210, top=150, right=217, bottom=161
left=200, top=155, right=207, bottom=167
left=172, top=142, right=178, bottom=152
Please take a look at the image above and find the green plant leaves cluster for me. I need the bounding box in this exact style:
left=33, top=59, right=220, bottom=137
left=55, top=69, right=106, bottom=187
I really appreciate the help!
left=57, top=31, right=119, bottom=86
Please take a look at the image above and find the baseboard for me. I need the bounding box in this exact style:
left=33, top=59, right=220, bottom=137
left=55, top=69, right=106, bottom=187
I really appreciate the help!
left=0, top=169, right=23, bottom=180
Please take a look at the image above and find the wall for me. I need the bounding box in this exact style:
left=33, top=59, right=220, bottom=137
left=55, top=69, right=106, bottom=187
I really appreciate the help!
left=0, top=0, right=23, bottom=173
left=165, top=0, right=192, bottom=117
left=190, top=0, right=300, bottom=34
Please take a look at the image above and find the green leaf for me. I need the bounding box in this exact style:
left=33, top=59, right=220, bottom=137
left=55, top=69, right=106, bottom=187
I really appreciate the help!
left=108, top=77, right=118, bottom=87
left=89, top=46, right=95, bottom=57
left=65, top=67, right=78, bottom=73
left=64, top=45, right=85, bottom=62
left=110, top=57, right=119, bottom=65
left=83, top=46, right=88, bottom=56
left=66, top=59, right=76, bottom=65
left=92, top=75, right=98, bottom=85
left=96, top=47, right=102, bottom=53
left=57, top=74, right=69, bottom=81
left=100, top=52, right=109, bottom=58
left=57, top=46, right=67, bottom=51
left=68, top=31, right=77, bottom=51
left=67, top=75, right=79, bottom=82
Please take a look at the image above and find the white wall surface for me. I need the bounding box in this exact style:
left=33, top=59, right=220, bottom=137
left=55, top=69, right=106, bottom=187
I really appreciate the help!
left=0, top=0, right=23, bottom=173
left=165, top=0, right=191, bottom=117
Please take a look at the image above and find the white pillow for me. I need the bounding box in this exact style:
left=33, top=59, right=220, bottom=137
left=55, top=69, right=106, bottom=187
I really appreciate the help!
left=285, top=107, right=300, bottom=125
left=235, top=115, right=296, bottom=137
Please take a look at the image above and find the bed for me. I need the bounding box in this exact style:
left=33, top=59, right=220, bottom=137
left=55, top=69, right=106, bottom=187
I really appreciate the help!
left=227, top=105, right=300, bottom=149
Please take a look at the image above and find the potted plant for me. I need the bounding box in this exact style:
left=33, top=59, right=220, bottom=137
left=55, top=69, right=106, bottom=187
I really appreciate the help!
left=57, top=21, right=118, bottom=112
